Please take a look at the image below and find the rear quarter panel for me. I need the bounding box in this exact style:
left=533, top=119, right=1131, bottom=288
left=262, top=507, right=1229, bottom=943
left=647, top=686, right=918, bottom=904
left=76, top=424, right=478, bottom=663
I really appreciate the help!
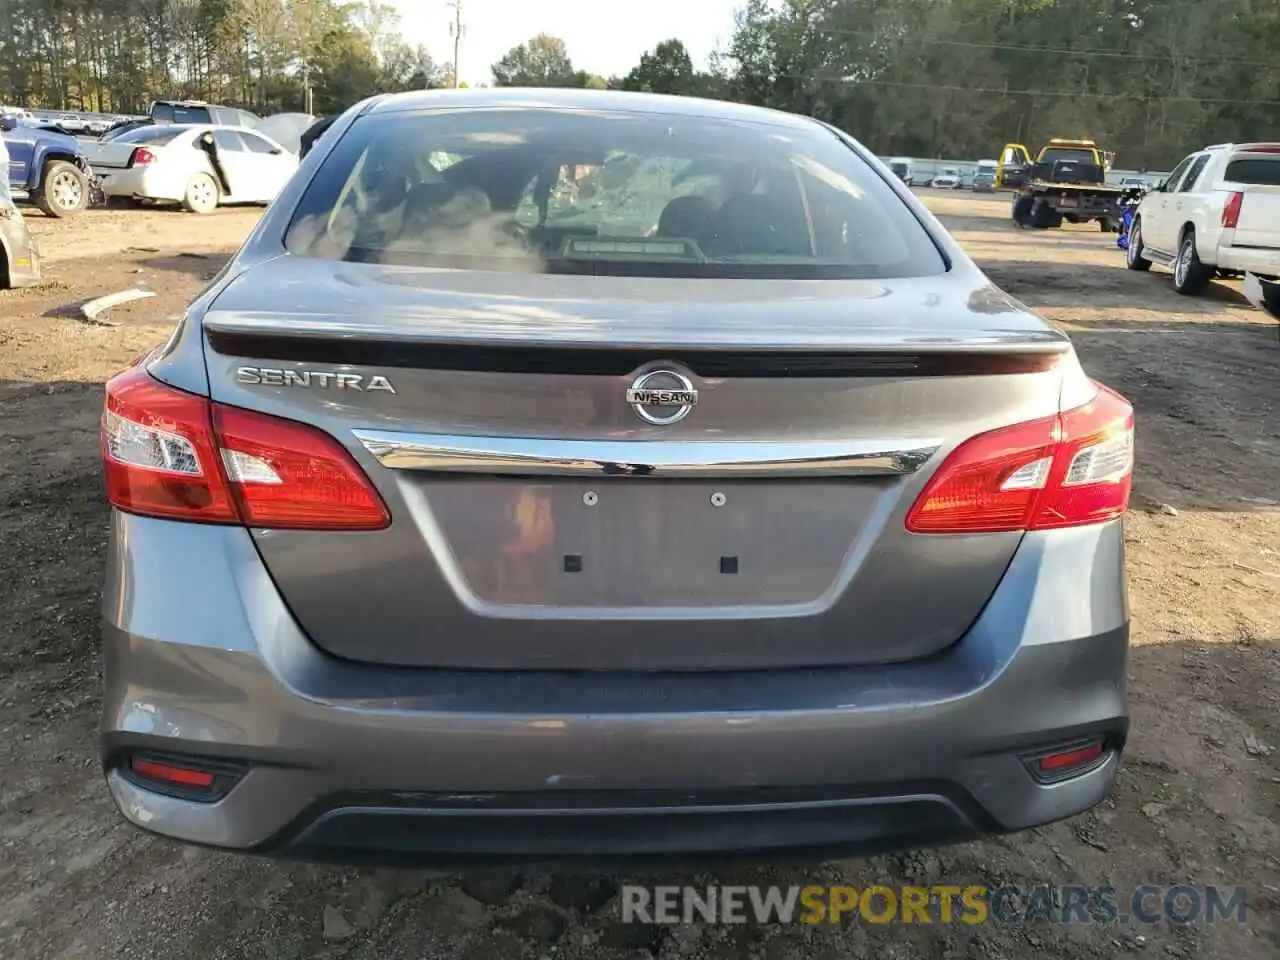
left=30, top=136, right=85, bottom=188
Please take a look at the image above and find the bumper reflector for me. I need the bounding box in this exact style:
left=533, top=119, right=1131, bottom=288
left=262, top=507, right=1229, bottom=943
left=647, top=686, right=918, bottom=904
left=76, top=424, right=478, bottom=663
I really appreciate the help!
left=1035, top=740, right=1105, bottom=775
left=130, top=757, right=217, bottom=790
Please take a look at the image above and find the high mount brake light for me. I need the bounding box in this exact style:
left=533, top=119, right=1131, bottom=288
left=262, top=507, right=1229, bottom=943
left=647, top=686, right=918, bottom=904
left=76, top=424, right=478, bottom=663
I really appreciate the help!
left=905, top=382, right=1133, bottom=534
left=101, top=366, right=389, bottom=530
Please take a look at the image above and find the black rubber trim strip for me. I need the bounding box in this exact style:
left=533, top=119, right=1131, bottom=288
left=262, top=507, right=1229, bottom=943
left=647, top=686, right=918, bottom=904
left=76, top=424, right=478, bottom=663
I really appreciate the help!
left=205, top=330, right=1062, bottom=378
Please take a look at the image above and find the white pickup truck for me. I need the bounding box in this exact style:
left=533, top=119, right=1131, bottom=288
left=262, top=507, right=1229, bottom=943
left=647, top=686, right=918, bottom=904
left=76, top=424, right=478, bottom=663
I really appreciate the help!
left=1125, top=142, right=1280, bottom=296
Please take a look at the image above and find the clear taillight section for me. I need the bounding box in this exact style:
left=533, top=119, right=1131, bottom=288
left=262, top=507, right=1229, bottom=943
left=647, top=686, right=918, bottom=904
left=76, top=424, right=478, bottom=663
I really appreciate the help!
left=905, top=381, right=1133, bottom=534
left=101, top=366, right=390, bottom=530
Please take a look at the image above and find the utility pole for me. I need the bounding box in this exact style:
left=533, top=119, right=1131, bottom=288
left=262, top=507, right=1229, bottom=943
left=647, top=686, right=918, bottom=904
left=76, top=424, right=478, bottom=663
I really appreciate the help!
left=448, top=0, right=465, bottom=88
left=292, top=0, right=316, bottom=114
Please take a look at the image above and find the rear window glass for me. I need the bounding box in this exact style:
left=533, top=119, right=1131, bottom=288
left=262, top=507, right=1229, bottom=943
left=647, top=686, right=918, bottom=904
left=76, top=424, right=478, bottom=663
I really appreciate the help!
left=112, top=126, right=183, bottom=146
left=153, top=104, right=211, bottom=125
left=1040, top=148, right=1096, bottom=165
left=1225, top=158, right=1280, bottom=186
left=284, top=108, right=945, bottom=279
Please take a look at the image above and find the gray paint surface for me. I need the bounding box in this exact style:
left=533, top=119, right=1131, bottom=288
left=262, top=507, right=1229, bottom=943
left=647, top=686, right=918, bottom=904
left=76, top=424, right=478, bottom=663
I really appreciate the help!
left=101, top=89, right=1130, bottom=862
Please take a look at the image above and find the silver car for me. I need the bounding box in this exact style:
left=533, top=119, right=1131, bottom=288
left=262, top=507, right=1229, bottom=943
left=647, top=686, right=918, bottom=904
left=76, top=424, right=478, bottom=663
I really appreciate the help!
left=99, top=89, right=1135, bottom=865
left=0, top=132, right=41, bottom=289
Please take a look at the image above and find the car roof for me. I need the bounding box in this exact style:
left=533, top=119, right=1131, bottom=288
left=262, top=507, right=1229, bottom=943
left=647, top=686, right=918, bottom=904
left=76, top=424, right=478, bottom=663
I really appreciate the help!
left=362, top=87, right=821, bottom=131
left=134, top=124, right=282, bottom=148
left=158, top=123, right=266, bottom=134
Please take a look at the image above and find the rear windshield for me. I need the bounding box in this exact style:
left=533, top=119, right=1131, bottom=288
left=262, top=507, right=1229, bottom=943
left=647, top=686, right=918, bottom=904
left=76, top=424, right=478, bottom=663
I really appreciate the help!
left=1225, top=158, right=1280, bottom=186
left=284, top=108, right=946, bottom=279
left=1040, top=148, right=1096, bottom=165
left=112, top=126, right=183, bottom=146
left=153, top=104, right=211, bottom=124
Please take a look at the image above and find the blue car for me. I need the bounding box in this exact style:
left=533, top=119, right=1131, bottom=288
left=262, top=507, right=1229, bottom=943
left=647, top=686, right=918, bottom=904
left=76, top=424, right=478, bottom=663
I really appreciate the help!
left=1, top=114, right=93, bottom=217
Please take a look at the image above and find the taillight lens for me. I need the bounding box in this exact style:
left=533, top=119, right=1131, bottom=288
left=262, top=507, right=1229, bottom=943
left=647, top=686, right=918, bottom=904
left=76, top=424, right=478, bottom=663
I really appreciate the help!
left=130, top=147, right=156, bottom=167
left=101, top=366, right=389, bottom=530
left=1036, top=741, right=1105, bottom=774
left=102, top=367, right=238, bottom=523
left=130, top=758, right=216, bottom=789
left=1222, top=191, right=1244, bottom=229
left=213, top=405, right=389, bottom=529
left=905, top=381, right=1133, bottom=534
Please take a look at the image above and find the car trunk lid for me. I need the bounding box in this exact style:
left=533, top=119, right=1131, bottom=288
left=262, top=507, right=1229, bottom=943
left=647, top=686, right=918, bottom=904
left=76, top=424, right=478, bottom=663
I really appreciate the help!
left=82, top=140, right=146, bottom=171
left=200, top=256, right=1069, bottom=671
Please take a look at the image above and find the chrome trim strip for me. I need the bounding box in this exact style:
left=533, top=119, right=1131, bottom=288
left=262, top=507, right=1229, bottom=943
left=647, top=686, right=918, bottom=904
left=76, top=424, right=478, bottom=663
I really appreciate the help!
left=353, top=431, right=941, bottom=478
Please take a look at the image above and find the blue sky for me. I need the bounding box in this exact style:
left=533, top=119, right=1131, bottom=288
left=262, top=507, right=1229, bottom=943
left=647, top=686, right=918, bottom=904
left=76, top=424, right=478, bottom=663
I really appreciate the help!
left=387, top=0, right=743, bottom=86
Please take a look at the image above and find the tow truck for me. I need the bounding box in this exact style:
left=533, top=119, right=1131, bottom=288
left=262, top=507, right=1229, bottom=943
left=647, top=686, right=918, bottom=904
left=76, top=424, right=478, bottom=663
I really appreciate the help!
left=997, top=138, right=1125, bottom=231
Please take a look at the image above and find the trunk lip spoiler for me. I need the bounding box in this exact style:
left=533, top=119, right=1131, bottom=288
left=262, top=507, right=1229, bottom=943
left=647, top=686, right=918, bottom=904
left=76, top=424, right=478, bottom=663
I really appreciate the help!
left=353, top=431, right=942, bottom=479
left=201, top=315, right=1073, bottom=355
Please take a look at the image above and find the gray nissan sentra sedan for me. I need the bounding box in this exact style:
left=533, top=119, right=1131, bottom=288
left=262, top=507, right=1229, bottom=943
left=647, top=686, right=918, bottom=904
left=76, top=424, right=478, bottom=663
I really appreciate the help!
left=99, top=89, right=1134, bottom=866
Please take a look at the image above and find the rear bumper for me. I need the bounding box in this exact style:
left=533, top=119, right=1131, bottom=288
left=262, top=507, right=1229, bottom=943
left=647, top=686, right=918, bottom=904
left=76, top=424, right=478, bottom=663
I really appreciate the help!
left=1244, top=273, right=1280, bottom=318
left=1041, top=196, right=1118, bottom=217
left=98, top=167, right=181, bottom=202
left=1215, top=244, right=1280, bottom=278
left=101, top=512, right=1130, bottom=866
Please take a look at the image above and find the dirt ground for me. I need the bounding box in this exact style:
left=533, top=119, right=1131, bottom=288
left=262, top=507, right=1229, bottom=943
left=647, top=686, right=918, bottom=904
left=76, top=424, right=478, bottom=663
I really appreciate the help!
left=1, top=194, right=1277, bottom=960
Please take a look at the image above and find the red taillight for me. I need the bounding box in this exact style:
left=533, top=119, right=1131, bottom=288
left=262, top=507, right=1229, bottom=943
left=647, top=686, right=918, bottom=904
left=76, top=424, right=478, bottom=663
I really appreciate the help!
left=130, top=147, right=156, bottom=167
left=102, top=366, right=238, bottom=523
left=905, top=381, right=1133, bottom=534
left=101, top=367, right=390, bottom=530
left=1222, top=191, right=1244, bottom=229
left=130, top=758, right=216, bottom=789
left=212, top=404, right=390, bottom=529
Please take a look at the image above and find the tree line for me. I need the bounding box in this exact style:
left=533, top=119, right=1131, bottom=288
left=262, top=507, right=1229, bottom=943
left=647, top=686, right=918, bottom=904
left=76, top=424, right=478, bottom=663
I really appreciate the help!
left=0, top=0, right=445, bottom=117
left=2, top=0, right=1277, bottom=168
left=496, top=1, right=1280, bottom=170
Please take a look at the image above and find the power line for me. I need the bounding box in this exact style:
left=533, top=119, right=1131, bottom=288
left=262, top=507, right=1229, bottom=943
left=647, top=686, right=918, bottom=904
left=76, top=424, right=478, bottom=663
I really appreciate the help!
left=806, top=25, right=1280, bottom=70
left=782, top=75, right=1280, bottom=108
left=918, top=37, right=1280, bottom=70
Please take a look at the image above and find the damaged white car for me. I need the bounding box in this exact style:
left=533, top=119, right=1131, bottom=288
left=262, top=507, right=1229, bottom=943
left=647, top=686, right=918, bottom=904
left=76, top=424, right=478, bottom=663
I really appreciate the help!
left=88, top=124, right=299, bottom=214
